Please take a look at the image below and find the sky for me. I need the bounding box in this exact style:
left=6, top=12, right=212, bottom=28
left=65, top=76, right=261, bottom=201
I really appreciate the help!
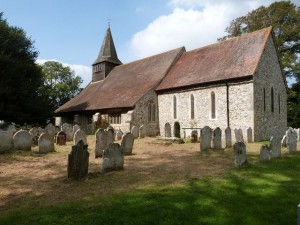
left=1, top=0, right=300, bottom=87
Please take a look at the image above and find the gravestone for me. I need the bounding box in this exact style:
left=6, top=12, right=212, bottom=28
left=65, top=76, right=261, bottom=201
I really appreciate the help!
left=164, top=123, right=171, bottom=137
left=131, top=126, right=139, bottom=139
left=121, top=132, right=134, bottom=155
left=7, top=125, right=16, bottom=135
left=29, top=127, right=39, bottom=146
left=56, top=131, right=67, bottom=145
left=107, top=128, right=115, bottom=145
left=45, top=123, right=55, bottom=138
left=259, top=145, right=271, bottom=162
left=62, top=123, right=73, bottom=141
left=74, top=129, right=87, bottom=145
left=139, top=125, right=146, bottom=138
left=55, top=126, right=60, bottom=134
left=67, top=140, right=89, bottom=180
left=281, top=135, right=287, bottom=147
left=38, top=133, right=55, bottom=153
left=270, top=136, right=281, bottom=158
left=102, top=143, right=124, bottom=173
left=247, top=127, right=253, bottom=143
left=13, top=130, right=32, bottom=151
left=0, top=131, right=13, bottom=153
left=191, top=130, right=198, bottom=143
left=213, top=127, right=222, bottom=150
left=233, top=142, right=247, bottom=166
left=234, top=128, right=244, bottom=142
left=116, top=129, right=123, bottom=140
left=73, top=124, right=80, bottom=135
left=225, top=127, right=232, bottom=148
left=200, top=126, right=211, bottom=151
left=95, top=128, right=107, bottom=158
left=286, top=128, right=297, bottom=153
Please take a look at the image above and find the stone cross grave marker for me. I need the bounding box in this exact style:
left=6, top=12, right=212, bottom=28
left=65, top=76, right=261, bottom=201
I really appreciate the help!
left=102, top=143, right=124, bottom=173
left=67, top=140, right=89, bottom=180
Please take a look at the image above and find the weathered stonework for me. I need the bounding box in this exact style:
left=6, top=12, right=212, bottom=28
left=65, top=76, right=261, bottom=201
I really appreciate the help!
left=253, top=36, right=287, bottom=141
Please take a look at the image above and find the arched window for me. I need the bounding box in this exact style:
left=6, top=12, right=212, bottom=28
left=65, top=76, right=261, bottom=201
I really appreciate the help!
left=173, top=95, right=177, bottom=119
left=211, top=91, right=216, bottom=119
left=191, top=94, right=195, bottom=119
left=271, top=87, right=274, bottom=113
left=148, top=101, right=156, bottom=122
left=263, top=88, right=266, bottom=112
left=278, top=94, right=280, bottom=114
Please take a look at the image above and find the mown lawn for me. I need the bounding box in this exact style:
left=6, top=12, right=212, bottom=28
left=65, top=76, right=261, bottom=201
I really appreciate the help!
left=1, top=151, right=300, bottom=225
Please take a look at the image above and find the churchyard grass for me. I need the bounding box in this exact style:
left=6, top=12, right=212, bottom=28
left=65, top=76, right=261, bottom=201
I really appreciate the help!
left=0, top=137, right=299, bottom=225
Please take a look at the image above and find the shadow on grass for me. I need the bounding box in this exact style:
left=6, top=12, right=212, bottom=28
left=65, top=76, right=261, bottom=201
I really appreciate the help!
left=1, top=152, right=300, bottom=225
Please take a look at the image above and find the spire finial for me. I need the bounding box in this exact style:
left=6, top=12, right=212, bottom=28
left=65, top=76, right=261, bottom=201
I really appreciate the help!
left=107, top=18, right=111, bottom=28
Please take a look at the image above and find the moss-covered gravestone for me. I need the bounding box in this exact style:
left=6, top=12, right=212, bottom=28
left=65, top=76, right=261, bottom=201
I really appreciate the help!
left=68, top=140, right=89, bottom=180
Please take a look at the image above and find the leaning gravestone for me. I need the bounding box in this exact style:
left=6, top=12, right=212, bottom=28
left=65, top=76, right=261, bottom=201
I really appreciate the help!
left=225, top=127, right=232, bottom=148
left=139, top=125, right=146, bottom=138
left=13, top=130, right=32, bottom=151
left=45, top=123, right=56, bottom=138
left=286, top=128, right=297, bottom=153
left=233, top=142, right=247, bottom=166
left=247, top=127, right=253, bottom=143
left=68, top=140, right=89, bottom=180
left=116, top=129, right=123, bottom=140
left=73, top=129, right=87, bottom=145
left=38, top=133, right=55, bottom=153
left=95, top=128, right=107, bottom=158
left=213, top=127, right=222, bottom=150
left=0, top=131, right=13, bottom=153
left=131, top=126, right=139, bottom=139
left=102, top=143, right=124, bottom=173
left=107, top=128, right=115, bottom=145
left=200, top=126, right=211, bottom=151
left=259, top=145, right=271, bottom=162
left=56, top=131, right=67, bottom=145
left=121, top=132, right=134, bottom=155
left=62, top=123, right=73, bottom=141
left=270, top=136, right=281, bottom=158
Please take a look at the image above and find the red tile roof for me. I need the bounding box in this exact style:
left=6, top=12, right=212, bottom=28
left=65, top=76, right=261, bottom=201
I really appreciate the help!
left=55, top=47, right=184, bottom=114
left=156, top=27, right=272, bottom=92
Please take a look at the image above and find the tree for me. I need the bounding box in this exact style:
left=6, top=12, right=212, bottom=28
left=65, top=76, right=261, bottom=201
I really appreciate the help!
left=219, top=1, right=300, bottom=127
left=0, top=12, right=51, bottom=124
left=220, top=1, right=300, bottom=79
left=39, top=61, right=83, bottom=111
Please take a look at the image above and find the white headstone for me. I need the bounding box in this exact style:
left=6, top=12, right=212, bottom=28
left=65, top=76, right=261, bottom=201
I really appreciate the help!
left=38, top=133, right=55, bottom=153
left=286, top=128, right=297, bottom=153
left=13, top=130, right=32, bottom=151
left=73, top=129, right=87, bottom=145
left=102, top=143, right=124, bottom=173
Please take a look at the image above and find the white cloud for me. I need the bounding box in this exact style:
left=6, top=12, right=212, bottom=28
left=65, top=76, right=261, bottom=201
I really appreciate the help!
left=128, top=0, right=287, bottom=59
left=36, top=59, right=91, bottom=88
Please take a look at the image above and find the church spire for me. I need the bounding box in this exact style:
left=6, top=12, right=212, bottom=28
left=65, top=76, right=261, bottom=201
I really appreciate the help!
left=93, top=25, right=122, bottom=65
left=92, top=25, right=122, bottom=82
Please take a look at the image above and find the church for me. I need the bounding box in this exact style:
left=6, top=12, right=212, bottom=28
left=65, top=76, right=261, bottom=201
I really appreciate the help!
left=55, top=26, right=287, bottom=141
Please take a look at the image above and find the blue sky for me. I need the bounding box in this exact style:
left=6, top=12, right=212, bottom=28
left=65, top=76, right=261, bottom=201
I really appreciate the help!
left=1, top=0, right=299, bottom=86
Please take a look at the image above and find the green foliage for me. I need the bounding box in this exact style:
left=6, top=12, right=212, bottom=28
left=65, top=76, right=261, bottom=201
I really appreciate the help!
left=92, top=116, right=109, bottom=133
left=1, top=153, right=300, bottom=224
left=174, top=121, right=181, bottom=138
left=39, top=61, right=83, bottom=111
left=287, top=83, right=300, bottom=127
left=220, top=1, right=300, bottom=79
left=0, top=12, right=51, bottom=124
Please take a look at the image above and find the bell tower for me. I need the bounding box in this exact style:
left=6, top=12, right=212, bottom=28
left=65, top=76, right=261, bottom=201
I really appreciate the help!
left=92, top=24, right=122, bottom=82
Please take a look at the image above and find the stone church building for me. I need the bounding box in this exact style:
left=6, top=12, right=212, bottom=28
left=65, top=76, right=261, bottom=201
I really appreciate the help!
left=55, top=26, right=287, bottom=141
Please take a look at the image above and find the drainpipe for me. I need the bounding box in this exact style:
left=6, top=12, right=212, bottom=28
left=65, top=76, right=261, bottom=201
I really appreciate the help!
left=226, top=83, right=230, bottom=128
